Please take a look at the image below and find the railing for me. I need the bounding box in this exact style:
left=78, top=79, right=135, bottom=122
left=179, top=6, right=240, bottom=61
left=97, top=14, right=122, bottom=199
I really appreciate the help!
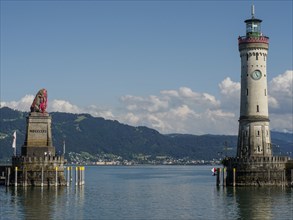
left=12, top=155, right=65, bottom=163
left=238, top=36, right=269, bottom=44
left=224, top=156, right=290, bottom=165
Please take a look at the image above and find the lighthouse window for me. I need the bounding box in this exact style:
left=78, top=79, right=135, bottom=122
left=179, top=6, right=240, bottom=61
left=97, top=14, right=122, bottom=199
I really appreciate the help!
left=257, top=105, right=259, bottom=112
left=246, top=89, right=248, bottom=95
left=246, top=54, right=249, bottom=60
left=256, top=53, right=259, bottom=60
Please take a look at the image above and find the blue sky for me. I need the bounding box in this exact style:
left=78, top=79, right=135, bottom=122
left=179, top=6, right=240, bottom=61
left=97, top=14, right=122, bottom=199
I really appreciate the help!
left=1, top=0, right=292, bottom=135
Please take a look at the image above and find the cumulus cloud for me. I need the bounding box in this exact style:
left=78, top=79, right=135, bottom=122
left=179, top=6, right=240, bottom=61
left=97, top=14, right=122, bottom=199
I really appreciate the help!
left=218, top=77, right=240, bottom=113
left=219, top=77, right=240, bottom=96
left=1, top=71, right=292, bottom=134
left=0, top=95, right=34, bottom=111
left=269, top=70, right=293, bottom=114
left=267, top=71, right=293, bottom=133
left=50, top=100, right=81, bottom=113
left=118, top=87, right=233, bottom=134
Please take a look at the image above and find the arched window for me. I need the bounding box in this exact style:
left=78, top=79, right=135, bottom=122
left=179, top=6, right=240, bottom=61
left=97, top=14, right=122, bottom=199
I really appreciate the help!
left=256, top=52, right=259, bottom=60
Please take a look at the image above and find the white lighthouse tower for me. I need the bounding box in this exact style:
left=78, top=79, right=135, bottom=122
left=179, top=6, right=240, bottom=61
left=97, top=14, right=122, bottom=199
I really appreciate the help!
left=237, top=5, right=272, bottom=158
left=223, top=5, right=292, bottom=187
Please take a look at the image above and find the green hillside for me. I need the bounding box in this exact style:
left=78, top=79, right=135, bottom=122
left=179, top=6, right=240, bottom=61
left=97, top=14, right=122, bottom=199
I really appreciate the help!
left=0, top=107, right=292, bottom=163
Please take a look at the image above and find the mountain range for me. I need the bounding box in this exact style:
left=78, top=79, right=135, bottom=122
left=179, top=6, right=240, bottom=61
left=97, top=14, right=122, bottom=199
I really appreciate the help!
left=0, top=107, right=292, bottom=162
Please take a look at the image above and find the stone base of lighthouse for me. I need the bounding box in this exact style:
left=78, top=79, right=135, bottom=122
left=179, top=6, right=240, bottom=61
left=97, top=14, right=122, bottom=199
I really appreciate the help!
left=223, top=156, right=293, bottom=187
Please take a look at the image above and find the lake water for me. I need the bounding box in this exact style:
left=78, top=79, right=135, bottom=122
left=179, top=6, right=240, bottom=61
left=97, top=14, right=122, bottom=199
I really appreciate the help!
left=0, top=166, right=292, bottom=220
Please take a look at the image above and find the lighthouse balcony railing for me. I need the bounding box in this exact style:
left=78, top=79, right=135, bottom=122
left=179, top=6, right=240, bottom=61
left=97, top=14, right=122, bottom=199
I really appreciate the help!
left=238, top=36, right=269, bottom=44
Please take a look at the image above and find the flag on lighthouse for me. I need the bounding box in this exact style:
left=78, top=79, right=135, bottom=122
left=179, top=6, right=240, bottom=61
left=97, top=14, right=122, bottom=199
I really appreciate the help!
left=12, top=131, right=16, bottom=149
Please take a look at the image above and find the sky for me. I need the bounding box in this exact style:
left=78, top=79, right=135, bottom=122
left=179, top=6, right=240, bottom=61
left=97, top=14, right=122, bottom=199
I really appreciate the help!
left=1, top=0, right=292, bottom=135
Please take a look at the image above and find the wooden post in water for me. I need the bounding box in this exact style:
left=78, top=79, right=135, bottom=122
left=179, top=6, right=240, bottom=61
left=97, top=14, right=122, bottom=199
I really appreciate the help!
left=15, top=167, right=18, bottom=187
left=216, top=168, right=221, bottom=186
left=6, top=167, right=10, bottom=186
left=79, top=167, right=82, bottom=185
left=79, top=167, right=82, bottom=186
left=82, top=167, right=85, bottom=185
left=66, top=167, right=70, bottom=186
left=233, top=168, right=236, bottom=187
left=223, top=168, right=226, bottom=187
left=70, top=166, right=73, bottom=183
left=75, top=167, right=78, bottom=186
left=55, top=167, right=58, bottom=187
left=41, top=167, right=44, bottom=187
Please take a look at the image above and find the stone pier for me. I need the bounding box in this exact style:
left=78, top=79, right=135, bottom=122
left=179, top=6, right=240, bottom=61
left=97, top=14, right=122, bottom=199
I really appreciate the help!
left=223, top=156, right=293, bottom=187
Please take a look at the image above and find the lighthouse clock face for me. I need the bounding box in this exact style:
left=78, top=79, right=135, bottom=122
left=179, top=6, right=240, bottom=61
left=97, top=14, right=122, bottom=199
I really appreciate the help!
left=251, top=70, right=262, bottom=80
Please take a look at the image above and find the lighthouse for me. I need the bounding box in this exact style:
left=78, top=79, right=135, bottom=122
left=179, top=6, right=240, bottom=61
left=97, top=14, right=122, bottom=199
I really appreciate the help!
left=237, top=5, right=272, bottom=158
left=222, top=5, right=293, bottom=187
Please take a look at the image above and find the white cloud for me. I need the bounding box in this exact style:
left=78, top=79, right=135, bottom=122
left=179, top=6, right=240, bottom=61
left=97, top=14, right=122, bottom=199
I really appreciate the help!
left=50, top=99, right=81, bottom=113
left=84, top=105, right=115, bottom=119
left=269, top=70, right=293, bottom=114
left=118, top=87, right=232, bottom=134
left=268, top=96, right=279, bottom=109
left=0, top=95, right=34, bottom=111
left=219, top=77, right=240, bottom=96
left=120, top=94, right=169, bottom=113
left=1, top=71, right=292, bottom=134
left=269, top=70, right=292, bottom=95
left=218, top=77, right=240, bottom=113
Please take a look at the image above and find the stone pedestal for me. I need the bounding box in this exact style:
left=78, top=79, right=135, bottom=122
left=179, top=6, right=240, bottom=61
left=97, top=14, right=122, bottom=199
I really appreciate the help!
left=11, top=112, right=66, bottom=186
left=22, top=112, right=55, bottom=157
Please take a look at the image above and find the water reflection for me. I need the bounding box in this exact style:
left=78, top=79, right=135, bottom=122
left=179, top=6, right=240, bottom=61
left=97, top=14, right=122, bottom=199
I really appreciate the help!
left=223, top=187, right=293, bottom=220
left=7, top=187, right=64, bottom=220
left=5, top=185, right=87, bottom=220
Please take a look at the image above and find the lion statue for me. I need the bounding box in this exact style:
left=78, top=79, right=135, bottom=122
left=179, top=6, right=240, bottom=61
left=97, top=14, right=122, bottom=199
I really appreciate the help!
left=30, top=89, right=48, bottom=113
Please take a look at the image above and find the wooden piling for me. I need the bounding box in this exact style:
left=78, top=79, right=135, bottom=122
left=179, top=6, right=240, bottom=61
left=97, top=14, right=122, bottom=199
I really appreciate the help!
left=233, top=168, right=236, bottom=187
left=75, top=167, right=78, bottom=186
left=223, top=168, right=226, bottom=187
left=216, top=168, right=221, bottom=186
left=82, top=167, right=85, bottom=185
left=66, top=167, right=70, bottom=186
left=15, top=167, right=18, bottom=187
left=41, top=167, right=44, bottom=187
left=6, top=167, right=10, bottom=186
left=55, top=167, right=58, bottom=187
